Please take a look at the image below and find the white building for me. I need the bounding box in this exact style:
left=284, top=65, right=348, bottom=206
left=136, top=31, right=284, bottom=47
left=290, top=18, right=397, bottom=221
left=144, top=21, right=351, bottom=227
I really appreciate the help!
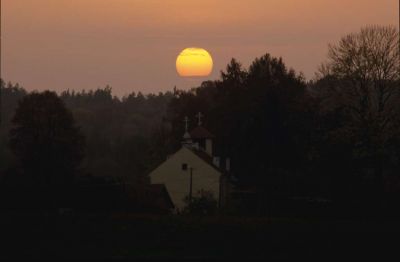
left=149, top=114, right=230, bottom=211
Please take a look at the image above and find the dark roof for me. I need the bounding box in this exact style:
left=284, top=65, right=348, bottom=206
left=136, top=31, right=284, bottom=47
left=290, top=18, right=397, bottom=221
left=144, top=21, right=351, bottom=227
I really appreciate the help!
left=189, top=126, right=215, bottom=139
left=188, top=148, right=224, bottom=173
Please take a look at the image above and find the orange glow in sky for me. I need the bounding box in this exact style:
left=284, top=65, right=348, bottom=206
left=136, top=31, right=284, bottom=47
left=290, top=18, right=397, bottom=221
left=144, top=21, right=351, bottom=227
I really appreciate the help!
left=2, top=0, right=398, bottom=96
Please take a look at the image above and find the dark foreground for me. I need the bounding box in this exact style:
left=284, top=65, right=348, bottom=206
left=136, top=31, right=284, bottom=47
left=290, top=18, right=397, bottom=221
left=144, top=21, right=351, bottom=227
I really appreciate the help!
left=1, top=212, right=400, bottom=259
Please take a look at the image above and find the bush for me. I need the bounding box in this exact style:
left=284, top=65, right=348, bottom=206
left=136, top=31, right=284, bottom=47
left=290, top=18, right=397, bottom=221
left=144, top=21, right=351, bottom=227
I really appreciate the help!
left=182, top=190, right=218, bottom=216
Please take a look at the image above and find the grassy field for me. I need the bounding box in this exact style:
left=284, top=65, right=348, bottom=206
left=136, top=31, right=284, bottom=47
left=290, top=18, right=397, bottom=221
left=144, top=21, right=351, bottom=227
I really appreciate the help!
left=1, top=212, right=400, bottom=259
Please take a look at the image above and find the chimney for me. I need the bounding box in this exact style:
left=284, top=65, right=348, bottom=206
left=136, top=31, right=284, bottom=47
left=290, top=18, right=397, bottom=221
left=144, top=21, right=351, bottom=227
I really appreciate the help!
left=205, top=139, right=213, bottom=156
left=213, top=157, right=220, bottom=168
left=225, top=158, right=231, bottom=172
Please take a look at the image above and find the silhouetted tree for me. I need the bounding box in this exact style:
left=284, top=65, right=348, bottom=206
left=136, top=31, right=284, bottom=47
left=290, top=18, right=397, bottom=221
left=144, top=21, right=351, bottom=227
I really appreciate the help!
left=313, top=25, right=400, bottom=203
left=166, top=53, right=316, bottom=214
left=9, top=91, right=85, bottom=187
left=0, top=80, right=27, bottom=173
left=1, top=84, right=173, bottom=185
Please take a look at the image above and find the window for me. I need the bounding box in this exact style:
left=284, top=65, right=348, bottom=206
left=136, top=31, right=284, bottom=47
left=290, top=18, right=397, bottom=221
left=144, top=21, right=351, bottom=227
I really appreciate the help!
left=182, top=163, right=188, bottom=171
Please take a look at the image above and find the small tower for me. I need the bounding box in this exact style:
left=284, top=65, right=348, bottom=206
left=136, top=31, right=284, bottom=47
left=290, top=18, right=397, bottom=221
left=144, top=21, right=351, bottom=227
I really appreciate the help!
left=189, top=112, right=215, bottom=156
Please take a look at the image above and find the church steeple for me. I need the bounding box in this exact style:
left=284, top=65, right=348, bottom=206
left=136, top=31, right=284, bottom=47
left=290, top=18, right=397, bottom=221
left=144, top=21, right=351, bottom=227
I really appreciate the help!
left=189, top=112, right=214, bottom=156
left=180, top=113, right=215, bottom=155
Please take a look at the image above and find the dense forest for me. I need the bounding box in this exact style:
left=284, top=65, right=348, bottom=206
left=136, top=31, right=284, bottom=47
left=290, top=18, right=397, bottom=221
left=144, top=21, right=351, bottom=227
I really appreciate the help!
left=0, top=25, right=399, bottom=215
left=0, top=84, right=174, bottom=184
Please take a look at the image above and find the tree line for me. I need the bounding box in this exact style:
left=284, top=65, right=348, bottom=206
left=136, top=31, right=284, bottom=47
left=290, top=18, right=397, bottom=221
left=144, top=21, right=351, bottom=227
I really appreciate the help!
left=0, top=25, right=399, bottom=215
left=0, top=84, right=174, bottom=184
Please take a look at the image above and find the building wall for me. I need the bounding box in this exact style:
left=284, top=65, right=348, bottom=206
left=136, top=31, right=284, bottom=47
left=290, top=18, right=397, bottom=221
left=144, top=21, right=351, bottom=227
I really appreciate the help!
left=149, top=147, right=221, bottom=211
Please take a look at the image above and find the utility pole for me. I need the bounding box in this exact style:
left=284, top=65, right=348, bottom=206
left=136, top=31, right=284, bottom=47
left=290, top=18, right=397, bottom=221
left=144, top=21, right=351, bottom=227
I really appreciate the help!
left=189, top=167, right=193, bottom=203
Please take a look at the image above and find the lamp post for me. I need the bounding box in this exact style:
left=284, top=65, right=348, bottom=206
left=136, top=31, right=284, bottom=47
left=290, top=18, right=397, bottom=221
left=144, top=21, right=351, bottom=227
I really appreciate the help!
left=182, top=164, right=194, bottom=204
left=189, top=167, right=193, bottom=203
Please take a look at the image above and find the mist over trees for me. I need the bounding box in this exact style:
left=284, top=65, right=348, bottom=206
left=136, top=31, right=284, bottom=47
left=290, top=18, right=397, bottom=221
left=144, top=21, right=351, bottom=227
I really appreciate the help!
left=0, top=25, right=399, bottom=215
left=60, top=87, right=174, bottom=184
left=0, top=83, right=174, bottom=186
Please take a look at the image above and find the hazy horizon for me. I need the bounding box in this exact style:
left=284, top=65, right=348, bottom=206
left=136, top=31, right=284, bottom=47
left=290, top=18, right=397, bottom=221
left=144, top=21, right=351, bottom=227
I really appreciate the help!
left=2, top=0, right=398, bottom=97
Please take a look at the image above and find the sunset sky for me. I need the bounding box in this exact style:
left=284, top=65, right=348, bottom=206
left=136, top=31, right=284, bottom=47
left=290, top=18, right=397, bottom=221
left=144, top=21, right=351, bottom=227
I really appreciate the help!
left=2, top=0, right=398, bottom=96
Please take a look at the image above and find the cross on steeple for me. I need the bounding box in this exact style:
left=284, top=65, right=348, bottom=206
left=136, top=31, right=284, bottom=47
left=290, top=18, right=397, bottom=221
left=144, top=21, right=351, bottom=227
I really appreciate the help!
left=184, top=116, right=190, bottom=132
left=196, top=112, right=204, bottom=126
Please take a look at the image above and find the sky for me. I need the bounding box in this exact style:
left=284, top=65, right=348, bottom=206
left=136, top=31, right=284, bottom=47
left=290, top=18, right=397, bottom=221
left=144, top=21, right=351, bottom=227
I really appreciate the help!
left=2, top=0, right=399, bottom=97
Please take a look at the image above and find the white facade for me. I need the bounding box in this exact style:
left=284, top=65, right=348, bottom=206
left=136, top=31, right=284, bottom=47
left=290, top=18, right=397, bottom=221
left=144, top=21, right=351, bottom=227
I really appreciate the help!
left=149, top=146, right=222, bottom=211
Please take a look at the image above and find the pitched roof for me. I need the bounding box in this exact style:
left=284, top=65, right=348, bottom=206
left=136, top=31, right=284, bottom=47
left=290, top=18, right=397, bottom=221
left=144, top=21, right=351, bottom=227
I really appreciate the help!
left=188, top=147, right=224, bottom=174
left=189, top=126, right=215, bottom=139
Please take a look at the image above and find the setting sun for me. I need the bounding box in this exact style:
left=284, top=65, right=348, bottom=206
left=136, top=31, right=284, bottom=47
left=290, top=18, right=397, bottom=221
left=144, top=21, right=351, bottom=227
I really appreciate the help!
left=176, top=48, right=213, bottom=77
